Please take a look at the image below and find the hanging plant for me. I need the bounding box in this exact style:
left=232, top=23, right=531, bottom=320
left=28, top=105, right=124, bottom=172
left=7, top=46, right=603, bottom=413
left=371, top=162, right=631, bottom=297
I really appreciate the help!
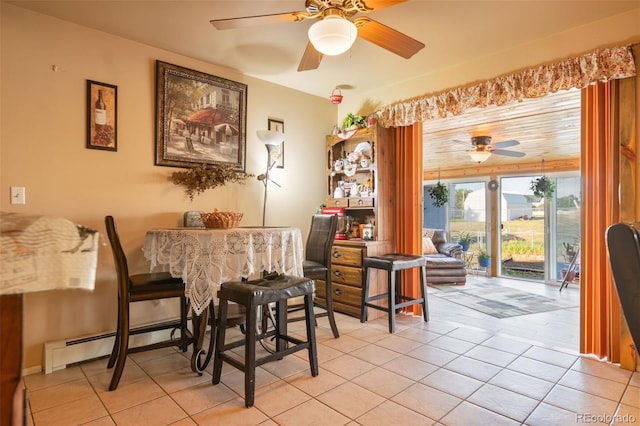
left=530, top=159, right=555, bottom=200
left=428, top=169, right=449, bottom=207
left=530, top=176, right=555, bottom=199
left=169, top=163, right=254, bottom=201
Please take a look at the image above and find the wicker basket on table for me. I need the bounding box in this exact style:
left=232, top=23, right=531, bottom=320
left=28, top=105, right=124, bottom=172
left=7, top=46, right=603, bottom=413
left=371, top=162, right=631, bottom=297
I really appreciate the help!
left=200, top=211, right=243, bottom=229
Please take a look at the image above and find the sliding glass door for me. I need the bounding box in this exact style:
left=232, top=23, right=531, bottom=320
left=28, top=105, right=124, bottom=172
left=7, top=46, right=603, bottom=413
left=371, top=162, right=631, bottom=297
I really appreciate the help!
left=500, top=176, right=545, bottom=280
left=499, top=173, right=580, bottom=283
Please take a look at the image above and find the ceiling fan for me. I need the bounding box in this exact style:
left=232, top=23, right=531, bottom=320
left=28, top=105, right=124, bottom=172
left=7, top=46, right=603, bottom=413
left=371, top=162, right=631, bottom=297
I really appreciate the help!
left=455, top=136, right=526, bottom=163
left=209, top=0, right=425, bottom=72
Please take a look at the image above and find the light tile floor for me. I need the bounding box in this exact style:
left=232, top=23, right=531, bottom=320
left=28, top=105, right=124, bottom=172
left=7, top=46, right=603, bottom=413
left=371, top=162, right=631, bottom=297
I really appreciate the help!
left=24, top=277, right=640, bottom=425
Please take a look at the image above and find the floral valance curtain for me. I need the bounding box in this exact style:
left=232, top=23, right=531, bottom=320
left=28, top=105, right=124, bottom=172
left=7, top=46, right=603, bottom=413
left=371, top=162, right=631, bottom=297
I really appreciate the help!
left=378, top=45, right=636, bottom=128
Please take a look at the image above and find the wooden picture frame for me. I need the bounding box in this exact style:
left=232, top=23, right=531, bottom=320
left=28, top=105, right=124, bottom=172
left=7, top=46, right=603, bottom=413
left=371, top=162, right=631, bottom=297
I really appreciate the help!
left=87, top=80, right=117, bottom=151
left=268, top=118, right=284, bottom=169
left=155, top=60, right=248, bottom=171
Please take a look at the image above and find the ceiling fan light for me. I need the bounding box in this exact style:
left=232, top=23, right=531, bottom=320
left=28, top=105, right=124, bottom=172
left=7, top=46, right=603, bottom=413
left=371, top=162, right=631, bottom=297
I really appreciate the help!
left=469, top=150, right=492, bottom=163
left=308, top=16, right=357, bottom=56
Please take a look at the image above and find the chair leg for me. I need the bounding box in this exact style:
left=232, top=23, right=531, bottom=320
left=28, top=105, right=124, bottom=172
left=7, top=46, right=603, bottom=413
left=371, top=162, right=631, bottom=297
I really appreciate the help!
left=108, top=303, right=130, bottom=391
left=107, top=295, right=122, bottom=369
left=179, top=296, right=189, bottom=352
left=323, top=274, right=340, bottom=338
left=212, top=299, right=228, bottom=386
left=244, top=303, right=257, bottom=408
left=394, top=270, right=402, bottom=314
left=275, top=301, right=287, bottom=355
left=304, top=293, right=319, bottom=377
left=360, top=266, right=370, bottom=323
left=419, top=266, right=429, bottom=322
left=388, top=271, right=396, bottom=334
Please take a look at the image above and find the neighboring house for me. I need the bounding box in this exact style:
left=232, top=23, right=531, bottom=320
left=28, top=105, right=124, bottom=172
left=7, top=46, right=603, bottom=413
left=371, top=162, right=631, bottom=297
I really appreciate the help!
left=464, top=189, right=532, bottom=221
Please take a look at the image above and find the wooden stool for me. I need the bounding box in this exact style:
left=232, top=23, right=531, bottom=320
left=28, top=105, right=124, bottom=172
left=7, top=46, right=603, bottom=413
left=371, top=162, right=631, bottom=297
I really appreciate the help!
left=212, top=275, right=319, bottom=408
left=361, top=254, right=429, bottom=333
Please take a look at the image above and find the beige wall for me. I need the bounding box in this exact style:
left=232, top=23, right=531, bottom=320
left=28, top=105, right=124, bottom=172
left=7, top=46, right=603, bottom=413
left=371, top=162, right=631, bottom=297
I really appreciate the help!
left=1, top=4, right=335, bottom=370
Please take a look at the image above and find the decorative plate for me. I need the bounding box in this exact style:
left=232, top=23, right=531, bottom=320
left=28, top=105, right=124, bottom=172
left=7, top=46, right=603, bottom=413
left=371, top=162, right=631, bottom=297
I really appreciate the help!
left=344, top=164, right=357, bottom=177
left=354, top=141, right=372, bottom=158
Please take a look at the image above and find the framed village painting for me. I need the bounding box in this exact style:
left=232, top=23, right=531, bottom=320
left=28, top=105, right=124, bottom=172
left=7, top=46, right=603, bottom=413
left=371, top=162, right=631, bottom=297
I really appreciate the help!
left=155, top=60, right=248, bottom=171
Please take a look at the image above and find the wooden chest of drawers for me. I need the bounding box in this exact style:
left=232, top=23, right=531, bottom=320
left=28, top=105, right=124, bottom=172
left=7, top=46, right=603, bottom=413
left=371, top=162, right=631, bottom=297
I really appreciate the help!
left=316, top=240, right=393, bottom=318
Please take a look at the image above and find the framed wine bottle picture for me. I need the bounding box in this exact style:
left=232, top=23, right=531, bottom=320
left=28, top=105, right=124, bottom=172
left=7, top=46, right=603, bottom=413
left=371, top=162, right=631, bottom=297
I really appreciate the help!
left=86, top=80, right=117, bottom=151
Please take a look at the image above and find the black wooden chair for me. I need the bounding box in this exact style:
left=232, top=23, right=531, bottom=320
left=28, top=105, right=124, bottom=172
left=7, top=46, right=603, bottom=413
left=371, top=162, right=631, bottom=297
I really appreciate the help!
left=105, top=216, right=191, bottom=391
left=606, top=222, right=640, bottom=351
left=289, top=214, right=340, bottom=338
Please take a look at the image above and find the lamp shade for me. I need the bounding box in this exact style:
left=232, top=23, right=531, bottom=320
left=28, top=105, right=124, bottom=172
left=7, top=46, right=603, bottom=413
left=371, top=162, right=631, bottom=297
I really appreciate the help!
left=256, top=130, right=283, bottom=146
left=308, top=16, right=357, bottom=56
left=469, top=150, right=492, bottom=163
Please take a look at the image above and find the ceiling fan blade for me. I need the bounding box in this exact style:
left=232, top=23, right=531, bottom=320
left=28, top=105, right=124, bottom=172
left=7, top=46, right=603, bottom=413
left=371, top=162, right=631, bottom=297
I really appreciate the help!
left=297, top=41, right=323, bottom=71
left=353, top=17, right=424, bottom=59
left=492, top=149, right=526, bottom=158
left=453, top=139, right=470, bottom=146
left=492, top=139, right=520, bottom=149
left=358, top=0, right=409, bottom=12
left=210, top=12, right=303, bottom=30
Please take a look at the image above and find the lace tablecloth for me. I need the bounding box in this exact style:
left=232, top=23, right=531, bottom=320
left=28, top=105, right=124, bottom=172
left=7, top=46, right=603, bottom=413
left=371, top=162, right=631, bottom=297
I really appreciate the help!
left=143, top=227, right=305, bottom=315
left=0, top=212, right=99, bottom=295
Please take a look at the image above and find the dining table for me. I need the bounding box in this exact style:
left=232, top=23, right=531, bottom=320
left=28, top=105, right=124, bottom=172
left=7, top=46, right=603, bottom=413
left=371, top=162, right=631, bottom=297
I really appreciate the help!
left=142, top=225, right=305, bottom=372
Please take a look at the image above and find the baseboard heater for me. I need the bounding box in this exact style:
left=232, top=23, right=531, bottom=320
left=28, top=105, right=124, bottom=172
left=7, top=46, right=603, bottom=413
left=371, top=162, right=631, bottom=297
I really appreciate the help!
left=43, top=319, right=198, bottom=374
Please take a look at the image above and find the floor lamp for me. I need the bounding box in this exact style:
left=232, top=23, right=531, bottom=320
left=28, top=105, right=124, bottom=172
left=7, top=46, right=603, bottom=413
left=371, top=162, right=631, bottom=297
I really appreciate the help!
left=256, top=130, right=284, bottom=226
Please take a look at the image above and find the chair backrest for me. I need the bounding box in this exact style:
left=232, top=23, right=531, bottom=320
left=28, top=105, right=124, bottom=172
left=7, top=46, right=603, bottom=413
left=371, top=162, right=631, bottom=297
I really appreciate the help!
left=606, top=222, right=640, bottom=351
left=305, top=214, right=338, bottom=266
left=105, top=216, right=130, bottom=295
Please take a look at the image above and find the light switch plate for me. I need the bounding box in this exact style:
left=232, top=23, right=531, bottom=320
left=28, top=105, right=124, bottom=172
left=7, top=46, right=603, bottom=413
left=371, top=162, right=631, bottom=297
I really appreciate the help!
left=10, top=187, right=26, bottom=205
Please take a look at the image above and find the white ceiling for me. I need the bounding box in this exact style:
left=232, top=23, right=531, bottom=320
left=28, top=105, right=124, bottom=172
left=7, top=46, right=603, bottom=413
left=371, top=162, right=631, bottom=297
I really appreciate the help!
left=6, top=0, right=640, bottom=100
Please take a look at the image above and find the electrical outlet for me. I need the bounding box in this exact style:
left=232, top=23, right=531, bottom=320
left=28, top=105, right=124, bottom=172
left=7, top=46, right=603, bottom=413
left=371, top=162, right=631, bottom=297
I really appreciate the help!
left=10, top=187, right=26, bottom=205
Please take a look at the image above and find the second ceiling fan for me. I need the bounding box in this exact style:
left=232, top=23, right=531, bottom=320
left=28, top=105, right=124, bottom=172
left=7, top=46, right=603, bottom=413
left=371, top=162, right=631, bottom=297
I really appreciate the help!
left=456, top=136, right=526, bottom=163
left=210, top=0, right=425, bottom=71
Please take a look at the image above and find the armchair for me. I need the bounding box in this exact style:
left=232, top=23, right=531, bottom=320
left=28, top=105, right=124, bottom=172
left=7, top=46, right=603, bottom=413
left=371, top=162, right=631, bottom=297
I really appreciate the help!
left=422, top=229, right=467, bottom=285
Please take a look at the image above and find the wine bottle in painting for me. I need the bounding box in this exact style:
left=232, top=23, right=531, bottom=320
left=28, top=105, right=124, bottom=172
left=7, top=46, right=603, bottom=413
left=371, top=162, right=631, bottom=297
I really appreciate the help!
left=94, top=89, right=107, bottom=131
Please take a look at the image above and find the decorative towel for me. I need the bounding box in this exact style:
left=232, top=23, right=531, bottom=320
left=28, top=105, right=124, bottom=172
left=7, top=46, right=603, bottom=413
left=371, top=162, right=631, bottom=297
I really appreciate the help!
left=0, top=212, right=98, bottom=294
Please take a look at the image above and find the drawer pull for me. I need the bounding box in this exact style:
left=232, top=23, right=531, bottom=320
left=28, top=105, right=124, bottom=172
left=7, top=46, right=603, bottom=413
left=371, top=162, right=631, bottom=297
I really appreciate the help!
left=333, top=270, right=343, bottom=278
left=334, top=289, right=343, bottom=296
left=332, top=252, right=342, bottom=259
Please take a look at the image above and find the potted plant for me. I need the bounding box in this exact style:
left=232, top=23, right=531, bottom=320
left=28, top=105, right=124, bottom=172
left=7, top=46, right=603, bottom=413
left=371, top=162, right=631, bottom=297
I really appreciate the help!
left=530, top=176, right=555, bottom=200
left=169, top=163, right=253, bottom=201
left=342, top=112, right=366, bottom=130
left=428, top=181, right=449, bottom=207
left=562, top=241, right=577, bottom=263
left=478, top=248, right=491, bottom=268
left=560, top=268, right=576, bottom=282
left=457, top=231, right=473, bottom=251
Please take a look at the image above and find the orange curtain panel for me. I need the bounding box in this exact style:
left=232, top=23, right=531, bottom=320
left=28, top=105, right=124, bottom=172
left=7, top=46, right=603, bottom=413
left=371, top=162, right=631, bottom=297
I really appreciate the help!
left=580, top=81, right=622, bottom=362
left=393, top=123, right=424, bottom=315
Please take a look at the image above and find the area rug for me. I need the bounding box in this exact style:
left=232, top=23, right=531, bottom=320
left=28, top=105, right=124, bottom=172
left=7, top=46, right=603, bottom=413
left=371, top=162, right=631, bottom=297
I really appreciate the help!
left=430, top=285, right=578, bottom=319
